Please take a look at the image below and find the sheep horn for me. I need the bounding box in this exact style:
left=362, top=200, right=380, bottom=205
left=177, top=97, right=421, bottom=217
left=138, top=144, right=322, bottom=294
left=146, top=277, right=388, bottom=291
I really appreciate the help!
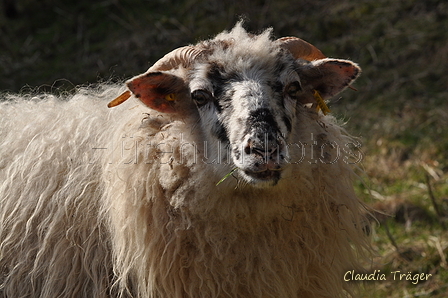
left=149, top=46, right=204, bottom=71
left=276, top=37, right=326, bottom=61
left=108, top=46, right=203, bottom=108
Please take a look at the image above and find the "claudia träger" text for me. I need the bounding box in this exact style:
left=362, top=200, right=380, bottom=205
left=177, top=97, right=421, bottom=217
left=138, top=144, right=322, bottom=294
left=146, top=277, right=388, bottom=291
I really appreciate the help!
left=344, top=270, right=433, bottom=285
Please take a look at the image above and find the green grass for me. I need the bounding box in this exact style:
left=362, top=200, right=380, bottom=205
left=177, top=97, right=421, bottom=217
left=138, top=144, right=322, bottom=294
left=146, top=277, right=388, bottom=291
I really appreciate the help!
left=362, top=219, right=448, bottom=297
left=1, top=0, right=447, bottom=297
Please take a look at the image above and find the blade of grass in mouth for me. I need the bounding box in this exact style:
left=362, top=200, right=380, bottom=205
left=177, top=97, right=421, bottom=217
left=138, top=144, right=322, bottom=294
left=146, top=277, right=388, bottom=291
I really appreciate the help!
left=216, top=167, right=238, bottom=186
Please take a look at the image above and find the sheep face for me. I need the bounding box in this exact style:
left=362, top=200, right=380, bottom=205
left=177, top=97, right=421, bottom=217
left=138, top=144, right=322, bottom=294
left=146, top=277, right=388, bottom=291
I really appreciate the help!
left=187, top=52, right=300, bottom=187
left=124, top=28, right=360, bottom=187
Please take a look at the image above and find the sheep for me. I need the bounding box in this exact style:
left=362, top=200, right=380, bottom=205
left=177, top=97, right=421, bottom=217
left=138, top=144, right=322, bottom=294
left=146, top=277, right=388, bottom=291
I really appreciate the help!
left=0, top=23, right=371, bottom=298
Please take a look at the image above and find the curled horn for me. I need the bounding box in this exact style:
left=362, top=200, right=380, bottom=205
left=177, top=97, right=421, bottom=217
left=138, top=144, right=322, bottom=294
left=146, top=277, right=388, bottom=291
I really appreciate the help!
left=149, top=46, right=204, bottom=71
left=276, top=37, right=326, bottom=61
left=108, top=46, right=203, bottom=108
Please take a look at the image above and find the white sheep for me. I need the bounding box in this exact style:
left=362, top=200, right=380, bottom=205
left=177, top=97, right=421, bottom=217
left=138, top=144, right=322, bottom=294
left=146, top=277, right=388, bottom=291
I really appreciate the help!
left=0, top=23, right=371, bottom=298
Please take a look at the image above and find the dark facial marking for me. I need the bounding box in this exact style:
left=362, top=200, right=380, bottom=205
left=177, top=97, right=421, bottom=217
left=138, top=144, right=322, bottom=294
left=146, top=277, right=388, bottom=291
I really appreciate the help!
left=212, top=121, right=229, bottom=143
left=282, top=114, right=292, bottom=133
left=208, top=63, right=240, bottom=98
left=208, top=64, right=226, bottom=98
left=233, top=146, right=241, bottom=160
left=248, top=108, right=277, bottom=126
left=219, top=89, right=234, bottom=111
left=207, top=64, right=241, bottom=115
left=245, top=108, right=279, bottom=136
left=271, top=81, right=284, bottom=94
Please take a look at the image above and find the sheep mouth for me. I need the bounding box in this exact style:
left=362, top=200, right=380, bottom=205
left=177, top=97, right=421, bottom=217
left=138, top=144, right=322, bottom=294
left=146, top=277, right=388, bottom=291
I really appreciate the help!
left=243, top=169, right=281, bottom=184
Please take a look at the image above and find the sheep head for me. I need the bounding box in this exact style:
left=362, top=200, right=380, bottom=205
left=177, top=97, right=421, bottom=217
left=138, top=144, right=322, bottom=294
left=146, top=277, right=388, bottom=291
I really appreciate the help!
left=109, top=25, right=360, bottom=187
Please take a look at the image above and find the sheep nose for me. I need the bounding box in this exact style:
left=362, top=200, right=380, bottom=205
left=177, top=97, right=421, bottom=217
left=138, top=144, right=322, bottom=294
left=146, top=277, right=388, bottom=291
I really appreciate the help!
left=244, top=144, right=276, bottom=158
left=243, top=138, right=285, bottom=170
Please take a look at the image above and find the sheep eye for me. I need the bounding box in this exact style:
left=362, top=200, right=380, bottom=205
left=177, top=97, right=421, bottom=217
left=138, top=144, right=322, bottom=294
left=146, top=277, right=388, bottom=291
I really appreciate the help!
left=285, top=82, right=302, bottom=99
left=191, top=90, right=213, bottom=106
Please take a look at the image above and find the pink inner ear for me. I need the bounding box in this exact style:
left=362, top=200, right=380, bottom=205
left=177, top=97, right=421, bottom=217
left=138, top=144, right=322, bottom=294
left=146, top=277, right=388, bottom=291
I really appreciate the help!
left=307, top=59, right=361, bottom=100
left=326, top=61, right=359, bottom=80
left=137, top=88, right=176, bottom=114
left=127, top=73, right=177, bottom=113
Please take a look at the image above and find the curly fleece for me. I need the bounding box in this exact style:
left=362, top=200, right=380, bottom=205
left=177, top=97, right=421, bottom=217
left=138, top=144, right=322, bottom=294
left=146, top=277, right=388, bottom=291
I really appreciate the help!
left=0, top=25, right=371, bottom=298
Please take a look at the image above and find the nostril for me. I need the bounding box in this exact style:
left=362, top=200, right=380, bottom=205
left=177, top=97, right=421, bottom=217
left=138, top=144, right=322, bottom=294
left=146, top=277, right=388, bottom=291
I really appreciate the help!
left=244, top=139, right=266, bottom=156
left=244, top=144, right=267, bottom=158
left=244, top=144, right=251, bottom=155
left=252, top=147, right=268, bottom=158
left=242, top=137, right=285, bottom=159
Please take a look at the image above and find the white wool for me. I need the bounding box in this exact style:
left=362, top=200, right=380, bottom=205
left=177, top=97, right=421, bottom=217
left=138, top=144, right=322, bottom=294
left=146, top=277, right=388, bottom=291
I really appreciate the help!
left=1, top=25, right=371, bottom=298
left=0, top=86, right=132, bottom=297
left=101, top=102, right=371, bottom=298
left=203, top=22, right=280, bottom=76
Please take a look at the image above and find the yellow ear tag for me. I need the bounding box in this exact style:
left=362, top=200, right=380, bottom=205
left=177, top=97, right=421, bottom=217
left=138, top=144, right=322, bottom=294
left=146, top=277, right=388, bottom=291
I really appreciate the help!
left=165, top=93, right=176, bottom=101
left=107, top=90, right=131, bottom=108
left=312, top=90, right=330, bottom=115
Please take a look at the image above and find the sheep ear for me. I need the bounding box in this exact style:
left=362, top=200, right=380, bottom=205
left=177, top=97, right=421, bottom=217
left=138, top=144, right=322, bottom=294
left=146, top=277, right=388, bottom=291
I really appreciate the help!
left=299, top=58, right=361, bottom=100
left=126, top=72, right=188, bottom=113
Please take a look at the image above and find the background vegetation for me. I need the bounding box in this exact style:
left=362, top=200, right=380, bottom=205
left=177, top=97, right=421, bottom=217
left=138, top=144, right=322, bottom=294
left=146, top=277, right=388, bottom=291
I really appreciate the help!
left=1, top=0, right=447, bottom=296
